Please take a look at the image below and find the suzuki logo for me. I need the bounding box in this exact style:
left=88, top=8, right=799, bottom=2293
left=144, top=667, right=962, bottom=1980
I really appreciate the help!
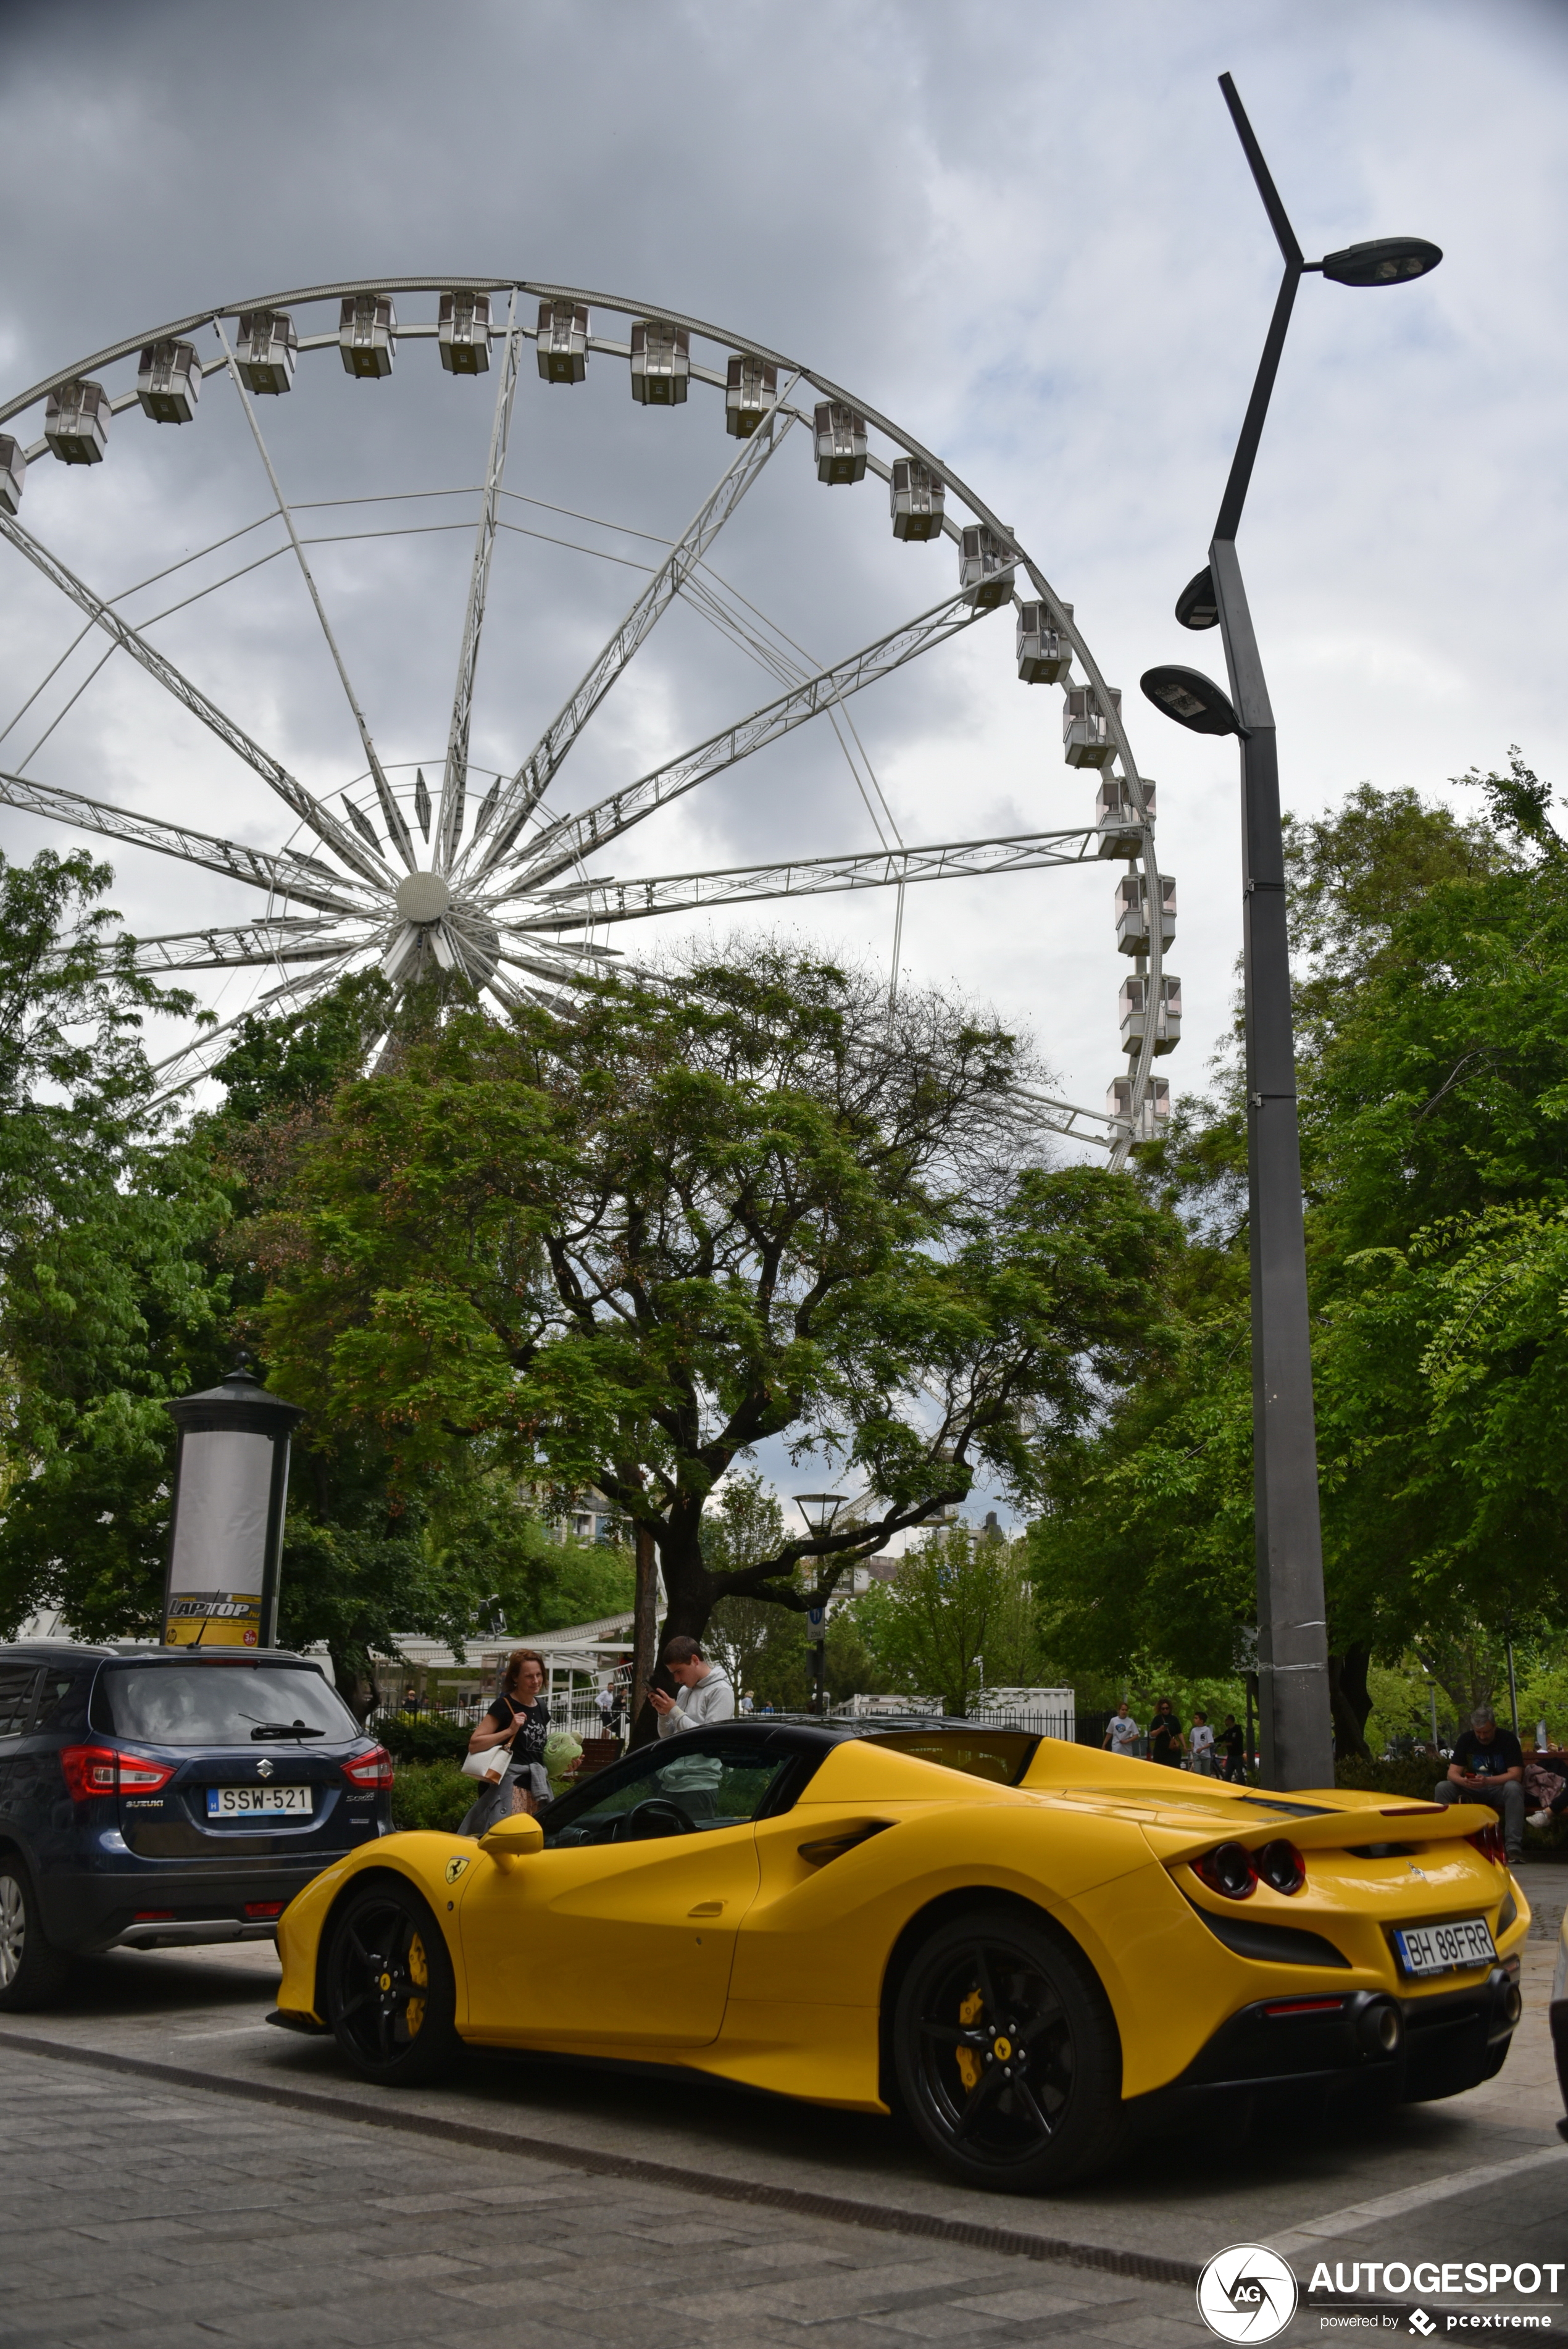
left=256, top=1758, right=275, bottom=1780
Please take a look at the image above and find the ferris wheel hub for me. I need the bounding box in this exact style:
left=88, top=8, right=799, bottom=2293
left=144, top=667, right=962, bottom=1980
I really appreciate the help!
left=395, top=869, right=452, bottom=924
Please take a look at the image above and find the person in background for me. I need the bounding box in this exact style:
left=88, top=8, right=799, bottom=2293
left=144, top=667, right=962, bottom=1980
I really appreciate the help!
left=461, top=1648, right=550, bottom=1835
left=646, top=1635, right=735, bottom=1818
left=648, top=1636, right=735, bottom=1735
left=740, top=1688, right=755, bottom=1715
left=1524, top=1746, right=1568, bottom=1832
left=1103, top=1700, right=1142, bottom=1759
left=1148, top=1698, right=1185, bottom=1769
left=1188, top=1711, right=1216, bottom=1776
left=1218, top=1714, right=1246, bottom=1782
left=596, top=1683, right=614, bottom=1735
left=1433, top=1704, right=1525, bottom=1863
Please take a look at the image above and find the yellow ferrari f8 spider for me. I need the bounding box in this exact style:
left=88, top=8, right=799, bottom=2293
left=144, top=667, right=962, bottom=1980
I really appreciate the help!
left=269, top=1720, right=1527, bottom=2194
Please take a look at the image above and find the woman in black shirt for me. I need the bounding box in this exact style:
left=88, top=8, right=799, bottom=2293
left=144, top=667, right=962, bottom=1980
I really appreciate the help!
left=461, top=1648, right=550, bottom=1835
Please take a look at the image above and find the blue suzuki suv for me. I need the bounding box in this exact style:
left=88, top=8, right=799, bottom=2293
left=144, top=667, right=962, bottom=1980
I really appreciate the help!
left=0, top=1642, right=394, bottom=2007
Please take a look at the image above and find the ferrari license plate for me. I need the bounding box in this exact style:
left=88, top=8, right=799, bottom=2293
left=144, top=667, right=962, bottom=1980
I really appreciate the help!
left=1393, top=1917, right=1496, bottom=1977
left=206, top=1787, right=314, bottom=1817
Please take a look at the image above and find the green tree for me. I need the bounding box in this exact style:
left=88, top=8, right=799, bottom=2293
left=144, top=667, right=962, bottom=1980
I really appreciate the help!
left=252, top=948, right=1179, bottom=1726
left=1031, top=761, right=1568, bottom=1756
left=0, top=849, right=231, bottom=1637
left=851, top=1521, right=1041, bottom=1717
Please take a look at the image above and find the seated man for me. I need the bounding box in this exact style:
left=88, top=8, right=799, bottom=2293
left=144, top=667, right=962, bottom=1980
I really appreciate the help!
left=1433, top=1704, right=1525, bottom=1863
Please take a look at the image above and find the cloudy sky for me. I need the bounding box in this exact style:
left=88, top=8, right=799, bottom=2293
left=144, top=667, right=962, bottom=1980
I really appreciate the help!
left=1, top=0, right=1563, bottom=1524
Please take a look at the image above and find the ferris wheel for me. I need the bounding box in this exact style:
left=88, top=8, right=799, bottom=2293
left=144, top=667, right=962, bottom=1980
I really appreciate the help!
left=0, top=278, right=1175, bottom=1160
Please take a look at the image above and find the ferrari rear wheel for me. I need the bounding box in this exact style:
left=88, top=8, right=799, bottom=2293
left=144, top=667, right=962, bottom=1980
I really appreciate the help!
left=893, top=1905, right=1123, bottom=2193
left=324, top=1880, right=458, bottom=2086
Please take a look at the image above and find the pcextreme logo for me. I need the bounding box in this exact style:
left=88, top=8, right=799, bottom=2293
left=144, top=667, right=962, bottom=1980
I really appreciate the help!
left=1198, top=2245, right=1300, bottom=2342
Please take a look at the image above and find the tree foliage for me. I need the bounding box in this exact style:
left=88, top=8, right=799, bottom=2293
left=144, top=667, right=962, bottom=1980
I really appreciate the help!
left=1032, top=759, right=1568, bottom=1752
left=0, top=850, right=231, bottom=1638
left=252, top=947, right=1180, bottom=1684
left=851, top=1521, right=1041, bottom=1718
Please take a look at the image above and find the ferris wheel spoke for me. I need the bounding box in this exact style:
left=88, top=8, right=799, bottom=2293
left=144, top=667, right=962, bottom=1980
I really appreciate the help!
left=486, top=591, right=999, bottom=900
left=118, top=917, right=370, bottom=972
left=212, top=317, right=417, bottom=873
left=146, top=956, right=356, bottom=1105
left=0, top=767, right=378, bottom=918
left=435, top=291, right=523, bottom=872
left=462, top=383, right=801, bottom=885
left=512, top=829, right=1096, bottom=930
left=0, top=512, right=393, bottom=892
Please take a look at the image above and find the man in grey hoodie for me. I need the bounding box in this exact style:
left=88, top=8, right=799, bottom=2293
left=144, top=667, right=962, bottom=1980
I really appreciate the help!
left=649, top=1637, right=735, bottom=1735
left=648, top=1637, right=735, bottom=1814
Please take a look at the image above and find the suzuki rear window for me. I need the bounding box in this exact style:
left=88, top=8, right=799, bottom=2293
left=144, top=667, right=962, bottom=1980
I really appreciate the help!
left=101, top=1663, right=358, bottom=1746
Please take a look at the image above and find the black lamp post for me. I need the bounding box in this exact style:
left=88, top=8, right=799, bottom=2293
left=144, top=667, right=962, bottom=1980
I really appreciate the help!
left=1141, top=75, right=1440, bottom=1789
left=796, top=1493, right=844, bottom=1716
left=162, top=1363, right=305, bottom=1649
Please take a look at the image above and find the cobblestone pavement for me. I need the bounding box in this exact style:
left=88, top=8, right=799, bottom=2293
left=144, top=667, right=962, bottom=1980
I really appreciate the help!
left=0, top=2044, right=1203, bottom=2349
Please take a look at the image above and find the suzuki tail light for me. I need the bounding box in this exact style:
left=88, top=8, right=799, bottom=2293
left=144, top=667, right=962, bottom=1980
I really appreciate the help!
left=1467, top=1821, right=1507, bottom=1866
left=341, top=1744, right=394, bottom=1789
left=60, top=1745, right=177, bottom=1801
left=1191, top=1841, right=1257, bottom=1900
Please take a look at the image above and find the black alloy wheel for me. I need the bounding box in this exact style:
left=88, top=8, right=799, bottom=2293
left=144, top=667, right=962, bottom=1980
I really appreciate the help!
left=325, top=1881, right=457, bottom=2085
left=0, top=1860, right=72, bottom=2013
left=893, top=1905, right=1123, bottom=2192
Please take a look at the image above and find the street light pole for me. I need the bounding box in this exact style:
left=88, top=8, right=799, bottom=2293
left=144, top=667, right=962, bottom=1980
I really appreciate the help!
left=1142, top=75, right=1441, bottom=1790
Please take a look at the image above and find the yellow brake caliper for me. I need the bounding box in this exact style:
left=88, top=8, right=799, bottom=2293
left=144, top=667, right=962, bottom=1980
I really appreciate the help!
left=406, top=1933, right=428, bottom=2038
left=956, top=1984, right=984, bottom=2093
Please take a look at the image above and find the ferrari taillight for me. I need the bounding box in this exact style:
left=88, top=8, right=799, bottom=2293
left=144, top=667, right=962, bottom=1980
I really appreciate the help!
left=1467, top=1821, right=1507, bottom=1866
left=59, top=1745, right=177, bottom=1800
left=341, top=1744, right=394, bottom=1789
left=1256, top=1838, right=1307, bottom=1895
left=1191, top=1841, right=1257, bottom=1900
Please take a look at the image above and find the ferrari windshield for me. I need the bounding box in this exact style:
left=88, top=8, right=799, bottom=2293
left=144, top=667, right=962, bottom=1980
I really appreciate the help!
left=101, top=1663, right=358, bottom=1747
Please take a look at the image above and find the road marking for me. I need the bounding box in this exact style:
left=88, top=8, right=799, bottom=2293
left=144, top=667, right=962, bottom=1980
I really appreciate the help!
left=1272, top=2146, right=1568, bottom=2253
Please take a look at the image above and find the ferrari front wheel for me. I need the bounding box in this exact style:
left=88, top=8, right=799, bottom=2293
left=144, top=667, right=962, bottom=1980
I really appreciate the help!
left=324, top=1880, right=459, bottom=2087
left=893, top=1905, right=1123, bottom=2193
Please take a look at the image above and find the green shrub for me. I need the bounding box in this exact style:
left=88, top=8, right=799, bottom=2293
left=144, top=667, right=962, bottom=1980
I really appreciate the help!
left=378, top=1711, right=472, bottom=1765
left=390, top=1760, right=474, bottom=1834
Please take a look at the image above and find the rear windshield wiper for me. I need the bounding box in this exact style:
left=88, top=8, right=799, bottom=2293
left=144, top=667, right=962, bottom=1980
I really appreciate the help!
left=246, top=1719, right=327, bottom=1742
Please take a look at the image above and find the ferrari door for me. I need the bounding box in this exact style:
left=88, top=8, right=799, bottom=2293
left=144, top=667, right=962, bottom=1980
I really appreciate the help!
left=459, top=1738, right=793, bottom=2049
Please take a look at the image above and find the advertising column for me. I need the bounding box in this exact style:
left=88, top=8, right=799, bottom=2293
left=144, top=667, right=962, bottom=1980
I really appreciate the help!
left=161, top=1365, right=306, bottom=1648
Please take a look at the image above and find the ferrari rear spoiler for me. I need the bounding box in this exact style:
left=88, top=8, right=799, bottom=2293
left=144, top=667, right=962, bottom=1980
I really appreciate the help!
left=1130, top=1800, right=1488, bottom=1866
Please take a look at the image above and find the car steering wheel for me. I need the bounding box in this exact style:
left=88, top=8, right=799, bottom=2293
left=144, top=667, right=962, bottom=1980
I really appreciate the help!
left=624, top=1797, right=696, bottom=1840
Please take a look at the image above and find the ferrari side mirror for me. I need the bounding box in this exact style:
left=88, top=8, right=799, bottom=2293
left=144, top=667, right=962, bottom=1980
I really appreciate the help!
left=479, top=1814, right=544, bottom=1867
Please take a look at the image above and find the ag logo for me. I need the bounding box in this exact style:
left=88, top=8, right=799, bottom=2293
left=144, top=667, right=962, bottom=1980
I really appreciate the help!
left=444, top=1856, right=470, bottom=1884
left=1196, top=2244, right=1298, bottom=2342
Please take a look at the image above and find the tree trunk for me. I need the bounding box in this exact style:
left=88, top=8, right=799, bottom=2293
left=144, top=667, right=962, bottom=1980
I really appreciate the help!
left=331, top=1650, right=377, bottom=1725
left=1327, top=1646, right=1373, bottom=1764
left=629, top=1522, right=661, bottom=1749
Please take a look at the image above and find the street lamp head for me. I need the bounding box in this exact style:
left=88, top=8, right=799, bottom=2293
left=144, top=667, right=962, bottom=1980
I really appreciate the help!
left=1140, top=665, right=1247, bottom=737
left=1175, top=568, right=1220, bottom=630
left=1318, top=236, right=1442, bottom=288
left=794, top=1492, right=844, bottom=1538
